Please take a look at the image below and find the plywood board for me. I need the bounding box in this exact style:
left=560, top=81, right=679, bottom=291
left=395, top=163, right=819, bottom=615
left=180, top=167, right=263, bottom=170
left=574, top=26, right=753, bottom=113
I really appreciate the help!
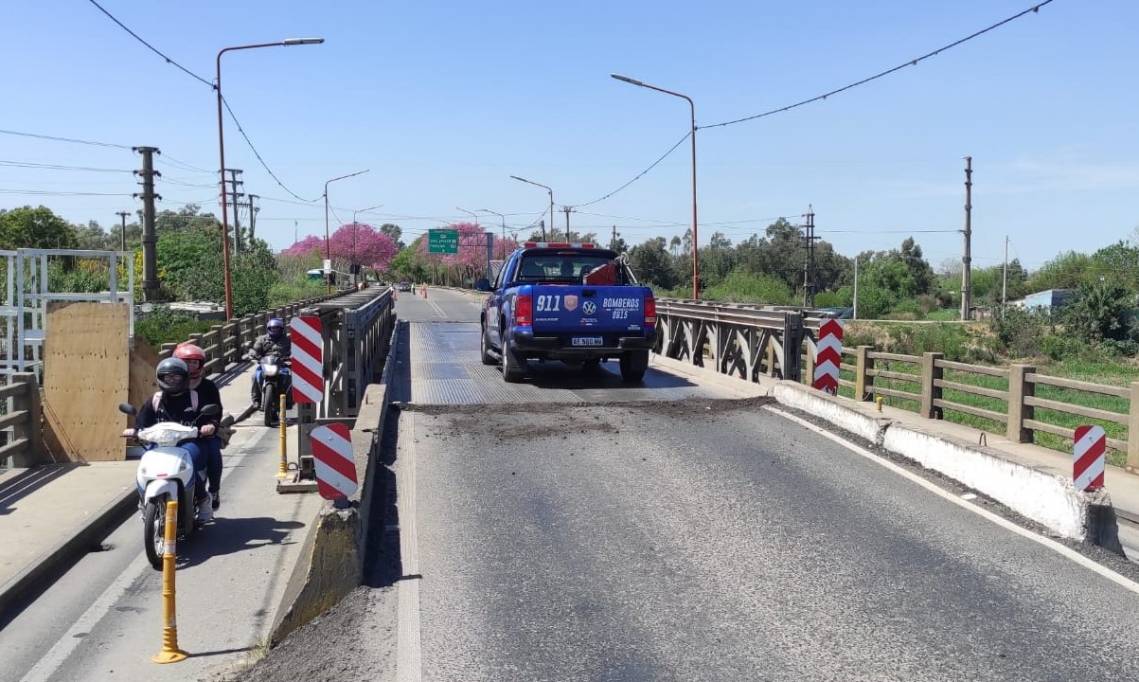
left=129, top=337, right=159, bottom=409
left=42, top=302, right=130, bottom=462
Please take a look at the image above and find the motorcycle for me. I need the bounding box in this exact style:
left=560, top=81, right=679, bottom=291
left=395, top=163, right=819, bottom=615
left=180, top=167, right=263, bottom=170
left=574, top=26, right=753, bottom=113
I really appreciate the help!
left=248, top=352, right=292, bottom=427
left=120, top=402, right=223, bottom=570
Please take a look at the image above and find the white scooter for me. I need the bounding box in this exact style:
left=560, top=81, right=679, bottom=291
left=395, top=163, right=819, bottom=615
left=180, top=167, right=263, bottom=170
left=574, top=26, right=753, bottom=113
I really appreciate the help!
left=120, top=402, right=221, bottom=570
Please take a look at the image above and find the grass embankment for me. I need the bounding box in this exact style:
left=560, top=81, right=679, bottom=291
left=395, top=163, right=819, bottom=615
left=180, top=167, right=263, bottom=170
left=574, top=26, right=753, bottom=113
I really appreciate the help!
left=834, top=321, right=1138, bottom=466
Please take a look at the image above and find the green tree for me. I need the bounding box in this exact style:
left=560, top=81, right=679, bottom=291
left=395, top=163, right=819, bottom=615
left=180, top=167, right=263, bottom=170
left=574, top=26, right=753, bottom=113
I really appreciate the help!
left=628, top=237, right=678, bottom=290
left=1065, top=280, right=1134, bottom=343
left=0, top=206, right=78, bottom=249
left=380, top=223, right=405, bottom=250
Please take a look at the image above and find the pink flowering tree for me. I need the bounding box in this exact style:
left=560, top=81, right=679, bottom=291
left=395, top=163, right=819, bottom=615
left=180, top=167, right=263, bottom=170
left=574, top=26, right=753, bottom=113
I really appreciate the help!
left=283, top=224, right=398, bottom=272
left=412, top=222, right=516, bottom=284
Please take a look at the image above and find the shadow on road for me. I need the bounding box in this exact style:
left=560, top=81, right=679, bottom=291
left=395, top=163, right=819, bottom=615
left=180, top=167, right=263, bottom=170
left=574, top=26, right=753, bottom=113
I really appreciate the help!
left=525, top=361, right=695, bottom=391
left=0, top=465, right=77, bottom=515
left=177, top=515, right=303, bottom=568
left=362, top=322, right=410, bottom=588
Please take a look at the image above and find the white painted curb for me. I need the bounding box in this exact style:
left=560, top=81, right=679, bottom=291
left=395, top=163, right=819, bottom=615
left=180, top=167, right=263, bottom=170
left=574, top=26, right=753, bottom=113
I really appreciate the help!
left=771, top=381, right=1108, bottom=542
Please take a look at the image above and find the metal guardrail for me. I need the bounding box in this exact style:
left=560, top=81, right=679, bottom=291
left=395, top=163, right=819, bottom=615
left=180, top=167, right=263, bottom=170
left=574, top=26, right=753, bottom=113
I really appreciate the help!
left=655, top=298, right=827, bottom=382
left=293, top=286, right=397, bottom=480
left=649, top=297, right=1139, bottom=469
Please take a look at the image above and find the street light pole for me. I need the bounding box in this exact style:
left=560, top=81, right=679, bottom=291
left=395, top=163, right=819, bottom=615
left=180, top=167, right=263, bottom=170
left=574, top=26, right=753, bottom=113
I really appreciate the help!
left=509, top=175, right=553, bottom=241
left=480, top=209, right=507, bottom=258
left=323, top=170, right=370, bottom=291
left=611, top=73, right=700, bottom=299
left=352, top=204, right=383, bottom=282
left=216, top=37, right=324, bottom=319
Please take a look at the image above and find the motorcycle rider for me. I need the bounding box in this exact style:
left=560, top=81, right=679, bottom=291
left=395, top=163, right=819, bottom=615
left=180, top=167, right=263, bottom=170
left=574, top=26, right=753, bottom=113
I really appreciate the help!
left=174, top=343, right=224, bottom=510
left=249, top=317, right=292, bottom=408
left=126, top=358, right=218, bottom=520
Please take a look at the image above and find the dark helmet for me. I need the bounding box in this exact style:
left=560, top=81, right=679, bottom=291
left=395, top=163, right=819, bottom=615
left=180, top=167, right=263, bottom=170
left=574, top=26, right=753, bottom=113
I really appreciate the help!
left=267, top=317, right=285, bottom=339
left=156, top=357, right=190, bottom=395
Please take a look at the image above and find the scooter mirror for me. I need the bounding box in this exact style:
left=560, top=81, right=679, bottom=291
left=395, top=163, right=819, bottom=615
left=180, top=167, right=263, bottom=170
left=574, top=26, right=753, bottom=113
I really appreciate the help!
left=200, top=404, right=221, bottom=418
left=118, top=402, right=137, bottom=416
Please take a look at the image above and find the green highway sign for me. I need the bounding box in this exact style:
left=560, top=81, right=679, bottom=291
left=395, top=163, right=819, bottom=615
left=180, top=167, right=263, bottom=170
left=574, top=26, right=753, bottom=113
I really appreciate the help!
left=428, top=229, right=459, bottom=254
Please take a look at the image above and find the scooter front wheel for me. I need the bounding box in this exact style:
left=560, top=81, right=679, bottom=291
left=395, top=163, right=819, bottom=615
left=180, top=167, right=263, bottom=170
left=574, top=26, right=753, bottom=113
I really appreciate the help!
left=263, top=384, right=277, bottom=427
left=143, top=498, right=165, bottom=570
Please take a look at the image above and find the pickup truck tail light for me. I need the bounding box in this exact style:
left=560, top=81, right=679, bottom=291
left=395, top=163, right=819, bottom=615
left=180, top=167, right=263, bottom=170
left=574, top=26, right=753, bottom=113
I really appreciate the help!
left=515, top=293, right=533, bottom=326
left=645, top=295, right=656, bottom=327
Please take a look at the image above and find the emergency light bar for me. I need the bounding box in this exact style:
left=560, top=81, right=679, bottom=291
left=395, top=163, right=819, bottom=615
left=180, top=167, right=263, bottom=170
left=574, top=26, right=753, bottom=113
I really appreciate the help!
left=523, top=242, right=595, bottom=249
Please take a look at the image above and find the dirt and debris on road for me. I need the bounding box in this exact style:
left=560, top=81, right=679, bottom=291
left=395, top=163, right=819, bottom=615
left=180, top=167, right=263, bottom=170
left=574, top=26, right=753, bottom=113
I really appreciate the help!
left=210, top=585, right=397, bottom=682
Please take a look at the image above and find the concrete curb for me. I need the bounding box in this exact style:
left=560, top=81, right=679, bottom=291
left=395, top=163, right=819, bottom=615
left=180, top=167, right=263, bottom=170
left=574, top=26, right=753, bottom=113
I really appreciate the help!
left=652, top=355, right=1121, bottom=548
left=268, top=317, right=402, bottom=645
left=0, top=483, right=135, bottom=622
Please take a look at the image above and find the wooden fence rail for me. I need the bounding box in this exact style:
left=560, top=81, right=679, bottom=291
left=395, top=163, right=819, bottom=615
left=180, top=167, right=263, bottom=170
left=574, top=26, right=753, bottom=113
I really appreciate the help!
left=837, top=345, right=1139, bottom=470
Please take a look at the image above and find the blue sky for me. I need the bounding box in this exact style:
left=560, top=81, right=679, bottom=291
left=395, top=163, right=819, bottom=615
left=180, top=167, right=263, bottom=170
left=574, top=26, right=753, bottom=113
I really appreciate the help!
left=1, top=0, right=1136, bottom=271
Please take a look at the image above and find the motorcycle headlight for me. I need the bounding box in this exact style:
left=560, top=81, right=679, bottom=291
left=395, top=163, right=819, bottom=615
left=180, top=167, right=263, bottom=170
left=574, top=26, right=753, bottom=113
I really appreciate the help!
left=264, top=365, right=278, bottom=377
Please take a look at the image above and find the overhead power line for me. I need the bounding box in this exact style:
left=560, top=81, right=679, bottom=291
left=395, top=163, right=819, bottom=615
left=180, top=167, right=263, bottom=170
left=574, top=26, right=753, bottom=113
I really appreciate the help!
left=87, top=0, right=316, bottom=203
left=0, top=188, right=134, bottom=197
left=0, top=160, right=133, bottom=173
left=220, top=97, right=319, bottom=203
left=86, top=0, right=214, bottom=88
left=569, top=131, right=692, bottom=208
left=702, top=0, right=1055, bottom=129
left=0, top=128, right=131, bottom=150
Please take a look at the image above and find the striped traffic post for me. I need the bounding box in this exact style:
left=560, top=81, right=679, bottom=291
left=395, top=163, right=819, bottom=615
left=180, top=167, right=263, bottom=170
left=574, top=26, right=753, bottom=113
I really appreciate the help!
left=813, top=319, right=844, bottom=395
left=310, top=423, right=357, bottom=504
left=289, top=316, right=324, bottom=405
left=1073, top=425, right=1106, bottom=492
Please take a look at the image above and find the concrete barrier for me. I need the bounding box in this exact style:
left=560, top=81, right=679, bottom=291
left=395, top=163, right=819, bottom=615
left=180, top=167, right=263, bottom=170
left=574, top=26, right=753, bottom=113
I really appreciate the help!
left=770, top=380, right=1121, bottom=548
left=650, top=354, right=1123, bottom=549
left=268, top=320, right=402, bottom=645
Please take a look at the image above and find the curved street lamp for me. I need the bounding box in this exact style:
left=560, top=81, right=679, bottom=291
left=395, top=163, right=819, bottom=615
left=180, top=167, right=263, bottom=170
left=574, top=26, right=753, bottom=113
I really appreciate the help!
left=509, top=175, right=553, bottom=241
left=215, top=37, right=324, bottom=319
left=611, top=73, right=699, bottom=299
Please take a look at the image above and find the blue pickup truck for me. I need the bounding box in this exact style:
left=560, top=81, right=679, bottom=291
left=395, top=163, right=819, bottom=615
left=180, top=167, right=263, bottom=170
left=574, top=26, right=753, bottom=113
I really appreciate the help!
left=477, top=242, right=657, bottom=383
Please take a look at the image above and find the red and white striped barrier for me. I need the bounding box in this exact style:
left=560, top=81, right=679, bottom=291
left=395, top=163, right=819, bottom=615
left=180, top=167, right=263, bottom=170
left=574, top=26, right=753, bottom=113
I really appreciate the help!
left=289, top=315, right=324, bottom=405
left=813, top=319, right=844, bottom=395
left=1073, top=425, right=1106, bottom=492
left=311, top=422, right=357, bottom=500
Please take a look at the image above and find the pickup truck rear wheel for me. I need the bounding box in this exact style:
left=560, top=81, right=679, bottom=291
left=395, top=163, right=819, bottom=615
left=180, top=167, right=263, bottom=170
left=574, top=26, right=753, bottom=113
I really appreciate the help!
left=619, top=350, right=648, bottom=383
left=479, top=322, right=496, bottom=365
left=501, top=341, right=527, bottom=383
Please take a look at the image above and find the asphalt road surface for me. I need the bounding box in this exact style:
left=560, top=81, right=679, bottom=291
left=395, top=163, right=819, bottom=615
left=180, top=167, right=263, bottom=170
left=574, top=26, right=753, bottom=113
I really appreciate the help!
left=243, top=287, right=1139, bottom=681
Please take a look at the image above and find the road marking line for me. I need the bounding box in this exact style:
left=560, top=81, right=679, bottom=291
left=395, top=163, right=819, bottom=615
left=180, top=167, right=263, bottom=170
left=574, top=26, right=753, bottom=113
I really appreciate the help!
left=428, top=300, right=446, bottom=319
left=396, top=411, right=423, bottom=682
left=763, top=404, right=1139, bottom=597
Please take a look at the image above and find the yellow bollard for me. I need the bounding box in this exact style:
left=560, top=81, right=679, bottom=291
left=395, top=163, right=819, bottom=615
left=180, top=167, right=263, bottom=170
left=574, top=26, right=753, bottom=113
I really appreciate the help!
left=277, top=393, right=288, bottom=479
left=876, top=396, right=884, bottom=412
left=152, top=499, right=188, bottom=664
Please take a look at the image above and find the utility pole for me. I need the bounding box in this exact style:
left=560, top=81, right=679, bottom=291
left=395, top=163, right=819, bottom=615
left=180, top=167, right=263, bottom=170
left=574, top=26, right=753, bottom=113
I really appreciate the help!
left=224, top=168, right=245, bottom=253
left=961, top=156, right=973, bottom=320
left=539, top=219, right=546, bottom=241
left=133, top=146, right=160, bottom=302
left=562, top=206, right=573, bottom=240
left=853, top=256, right=859, bottom=320
left=1002, top=234, right=1009, bottom=305
left=611, top=225, right=619, bottom=251
left=294, top=220, right=298, bottom=246
left=247, top=194, right=259, bottom=242
left=115, top=211, right=130, bottom=252
left=801, top=205, right=817, bottom=308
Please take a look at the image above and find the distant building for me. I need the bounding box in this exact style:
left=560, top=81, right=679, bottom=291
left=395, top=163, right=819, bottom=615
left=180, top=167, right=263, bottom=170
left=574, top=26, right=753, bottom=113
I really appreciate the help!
left=1015, top=288, right=1076, bottom=311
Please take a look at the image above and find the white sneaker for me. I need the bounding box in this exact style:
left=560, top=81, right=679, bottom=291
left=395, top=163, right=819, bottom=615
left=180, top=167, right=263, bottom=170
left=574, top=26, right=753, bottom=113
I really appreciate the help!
left=197, top=494, right=214, bottom=522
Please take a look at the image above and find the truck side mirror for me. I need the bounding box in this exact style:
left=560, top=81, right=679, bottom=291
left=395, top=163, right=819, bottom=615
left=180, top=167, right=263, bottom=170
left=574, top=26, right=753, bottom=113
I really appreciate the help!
left=475, top=277, right=492, bottom=292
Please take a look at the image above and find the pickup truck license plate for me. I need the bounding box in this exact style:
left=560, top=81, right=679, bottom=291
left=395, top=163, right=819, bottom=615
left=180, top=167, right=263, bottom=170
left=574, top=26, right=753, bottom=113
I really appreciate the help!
left=571, top=336, right=603, bottom=347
